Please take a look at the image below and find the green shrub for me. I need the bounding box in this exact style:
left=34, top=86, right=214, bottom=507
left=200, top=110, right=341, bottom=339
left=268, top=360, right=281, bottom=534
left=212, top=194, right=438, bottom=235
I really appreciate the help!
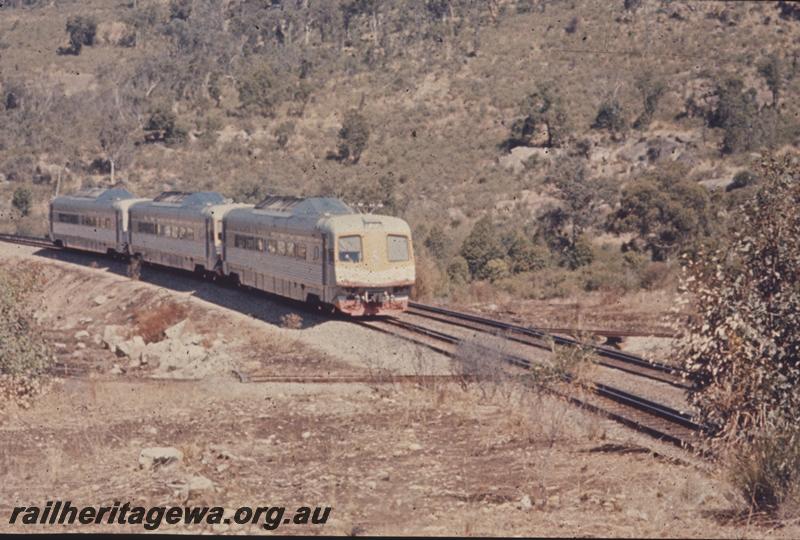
left=12, top=186, right=32, bottom=216
left=633, top=72, right=666, bottom=129
left=447, top=256, right=470, bottom=285
left=424, top=225, right=448, bottom=260
left=483, top=258, right=510, bottom=282
left=460, top=215, right=505, bottom=279
left=507, top=83, right=571, bottom=149
left=609, top=165, right=713, bottom=261
left=64, top=15, right=97, bottom=55
left=337, top=110, right=370, bottom=164
left=592, top=99, right=627, bottom=133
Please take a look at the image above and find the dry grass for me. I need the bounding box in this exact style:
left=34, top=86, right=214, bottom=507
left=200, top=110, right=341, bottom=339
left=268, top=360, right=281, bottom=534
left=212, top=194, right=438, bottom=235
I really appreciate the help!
left=279, top=313, right=303, bottom=330
left=130, top=301, right=188, bottom=343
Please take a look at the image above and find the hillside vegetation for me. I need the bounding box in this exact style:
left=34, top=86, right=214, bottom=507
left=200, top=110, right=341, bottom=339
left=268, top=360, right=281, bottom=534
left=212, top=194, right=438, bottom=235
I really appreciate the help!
left=0, top=0, right=798, bottom=301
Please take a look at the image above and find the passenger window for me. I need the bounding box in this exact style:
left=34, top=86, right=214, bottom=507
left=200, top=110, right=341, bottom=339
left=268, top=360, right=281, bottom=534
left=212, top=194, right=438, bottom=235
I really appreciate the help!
left=313, top=246, right=320, bottom=261
left=186, top=228, right=195, bottom=241
left=338, top=235, right=362, bottom=262
left=277, top=241, right=286, bottom=256
left=268, top=240, right=277, bottom=254
left=297, top=244, right=307, bottom=260
left=387, top=235, right=410, bottom=262
left=286, top=241, right=295, bottom=257
left=257, top=238, right=265, bottom=251
left=105, top=218, right=111, bottom=229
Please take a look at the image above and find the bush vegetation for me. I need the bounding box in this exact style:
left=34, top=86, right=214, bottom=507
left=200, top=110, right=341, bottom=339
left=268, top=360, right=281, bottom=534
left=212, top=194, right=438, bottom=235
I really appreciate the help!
left=678, top=155, right=800, bottom=514
left=0, top=266, right=53, bottom=407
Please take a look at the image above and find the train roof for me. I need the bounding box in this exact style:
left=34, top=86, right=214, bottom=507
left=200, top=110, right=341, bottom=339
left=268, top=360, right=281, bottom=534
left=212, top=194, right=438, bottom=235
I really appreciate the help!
left=51, top=187, right=139, bottom=211
left=253, top=195, right=353, bottom=216
left=225, top=196, right=354, bottom=232
left=226, top=196, right=411, bottom=236
left=151, top=191, right=228, bottom=207
left=54, top=187, right=137, bottom=203
left=130, top=191, right=232, bottom=220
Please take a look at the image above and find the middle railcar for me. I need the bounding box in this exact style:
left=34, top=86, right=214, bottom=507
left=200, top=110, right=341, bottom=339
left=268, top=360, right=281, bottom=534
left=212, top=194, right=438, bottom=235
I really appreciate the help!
left=128, top=191, right=246, bottom=273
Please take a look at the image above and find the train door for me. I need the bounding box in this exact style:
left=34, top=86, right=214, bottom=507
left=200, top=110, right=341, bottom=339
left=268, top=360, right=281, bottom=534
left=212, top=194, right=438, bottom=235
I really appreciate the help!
left=205, top=217, right=212, bottom=269
left=116, top=209, right=122, bottom=247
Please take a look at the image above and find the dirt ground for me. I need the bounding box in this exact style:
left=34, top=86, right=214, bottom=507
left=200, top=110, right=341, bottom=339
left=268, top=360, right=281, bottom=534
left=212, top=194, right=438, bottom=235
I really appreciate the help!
left=1, top=242, right=797, bottom=537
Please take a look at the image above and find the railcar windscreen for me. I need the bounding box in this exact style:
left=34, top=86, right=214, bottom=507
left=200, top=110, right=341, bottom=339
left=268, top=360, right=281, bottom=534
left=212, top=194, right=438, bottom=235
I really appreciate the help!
left=387, top=235, right=410, bottom=262
left=338, top=235, right=362, bottom=262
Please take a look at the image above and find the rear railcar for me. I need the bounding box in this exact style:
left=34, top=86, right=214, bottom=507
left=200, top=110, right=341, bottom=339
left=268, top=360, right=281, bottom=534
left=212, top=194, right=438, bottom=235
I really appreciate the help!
left=50, top=187, right=144, bottom=254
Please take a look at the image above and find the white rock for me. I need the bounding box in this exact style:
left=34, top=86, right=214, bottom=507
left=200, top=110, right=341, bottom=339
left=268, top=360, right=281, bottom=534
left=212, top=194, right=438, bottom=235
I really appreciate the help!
left=74, top=330, right=89, bottom=340
left=187, top=475, right=214, bottom=494
left=301, top=431, right=312, bottom=439
left=93, top=295, right=108, bottom=306
left=377, top=471, right=390, bottom=481
left=138, top=447, right=184, bottom=469
left=164, top=319, right=188, bottom=340
left=76, top=342, right=86, bottom=350
left=78, top=317, right=93, bottom=324
left=518, top=495, right=533, bottom=510
left=116, top=339, right=144, bottom=360
left=54, top=343, right=67, bottom=350
left=102, top=325, right=125, bottom=351
left=408, top=443, right=422, bottom=451
left=109, top=365, right=123, bottom=375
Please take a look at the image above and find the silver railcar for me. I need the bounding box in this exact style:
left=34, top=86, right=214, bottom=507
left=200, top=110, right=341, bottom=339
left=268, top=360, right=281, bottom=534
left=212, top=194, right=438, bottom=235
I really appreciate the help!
left=49, top=187, right=147, bottom=254
left=128, top=191, right=245, bottom=274
left=223, top=196, right=415, bottom=315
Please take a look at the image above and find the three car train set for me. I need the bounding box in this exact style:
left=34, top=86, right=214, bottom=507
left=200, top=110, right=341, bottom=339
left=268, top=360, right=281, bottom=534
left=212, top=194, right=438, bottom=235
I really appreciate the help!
left=49, top=187, right=416, bottom=316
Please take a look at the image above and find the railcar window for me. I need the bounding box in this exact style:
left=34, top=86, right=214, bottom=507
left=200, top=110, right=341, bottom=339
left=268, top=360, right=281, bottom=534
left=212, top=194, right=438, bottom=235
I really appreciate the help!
left=268, top=240, right=277, bottom=254
left=234, top=234, right=258, bottom=250
left=387, top=235, right=410, bottom=262
left=286, top=241, right=295, bottom=257
left=277, top=240, right=286, bottom=256
left=57, top=213, right=80, bottom=224
left=257, top=238, right=265, bottom=251
left=80, top=215, right=97, bottom=227
left=137, top=222, right=157, bottom=235
left=297, top=244, right=307, bottom=260
left=338, top=236, right=362, bottom=262
left=186, top=227, right=195, bottom=241
left=105, top=218, right=112, bottom=229
left=313, top=246, right=320, bottom=261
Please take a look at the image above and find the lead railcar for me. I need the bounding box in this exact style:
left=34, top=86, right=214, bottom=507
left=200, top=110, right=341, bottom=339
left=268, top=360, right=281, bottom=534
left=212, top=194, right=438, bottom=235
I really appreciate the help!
left=222, top=196, right=415, bottom=315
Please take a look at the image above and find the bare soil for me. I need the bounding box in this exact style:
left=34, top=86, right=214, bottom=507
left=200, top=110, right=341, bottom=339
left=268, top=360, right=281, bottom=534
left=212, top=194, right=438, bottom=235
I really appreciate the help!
left=1, top=241, right=797, bottom=537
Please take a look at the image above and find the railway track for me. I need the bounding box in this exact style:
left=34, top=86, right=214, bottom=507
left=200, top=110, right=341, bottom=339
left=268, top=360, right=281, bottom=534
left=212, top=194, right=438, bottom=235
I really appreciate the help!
left=0, top=233, right=55, bottom=249
left=406, top=302, right=690, bottom=389
left=357, top=314, right=703, bottom=449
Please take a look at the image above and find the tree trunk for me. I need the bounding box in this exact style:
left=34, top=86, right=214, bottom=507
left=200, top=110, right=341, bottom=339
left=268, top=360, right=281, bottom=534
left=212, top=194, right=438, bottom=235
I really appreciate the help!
left=110, top=159, right=116, bottom=184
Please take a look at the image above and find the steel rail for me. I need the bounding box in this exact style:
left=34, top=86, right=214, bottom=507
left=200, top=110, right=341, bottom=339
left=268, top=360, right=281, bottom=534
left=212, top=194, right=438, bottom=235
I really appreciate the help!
left=409, top=302, right=687, bottom=377
left=403, top=305, right=690, bottom=390
left=357, top=316, right=703, bottom=447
